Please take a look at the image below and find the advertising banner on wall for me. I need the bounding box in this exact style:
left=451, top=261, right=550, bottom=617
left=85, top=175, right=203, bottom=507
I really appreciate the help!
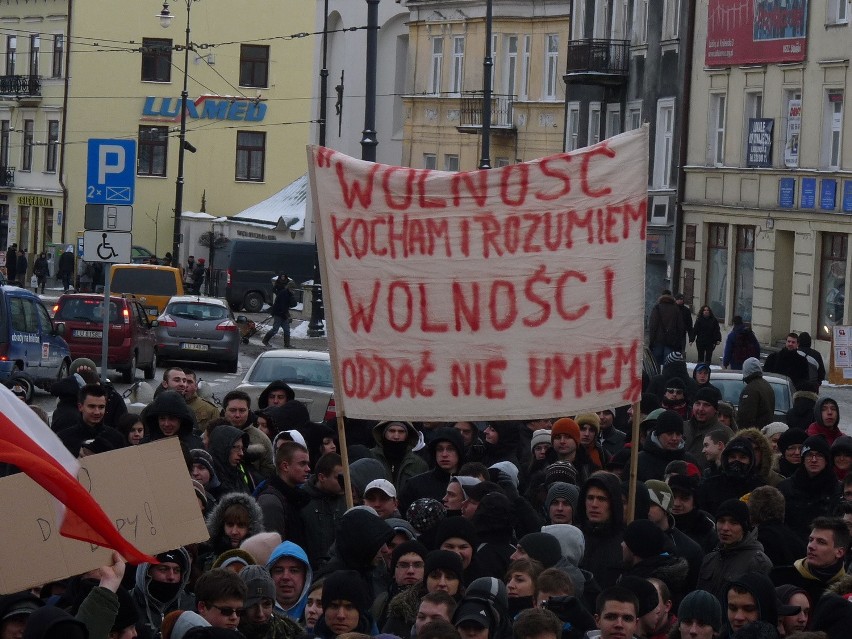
left=746, top=118, right=774, bottom=167
left=706, top=0, right=808, bottom=66
left=785, top=99, right=802, bottom=167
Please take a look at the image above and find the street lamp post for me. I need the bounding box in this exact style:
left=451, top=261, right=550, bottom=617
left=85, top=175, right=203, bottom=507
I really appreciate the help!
left=479, top=0, right=493, bottom=170
left=361, top=0, right=379, bottom=162
left=158, top=1, right=193, bottom=268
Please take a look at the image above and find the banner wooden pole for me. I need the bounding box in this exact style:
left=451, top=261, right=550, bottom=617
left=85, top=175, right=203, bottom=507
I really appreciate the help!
left=336, top=411, right=354, bottom=509
left=626, top=400, right=641, bottom=524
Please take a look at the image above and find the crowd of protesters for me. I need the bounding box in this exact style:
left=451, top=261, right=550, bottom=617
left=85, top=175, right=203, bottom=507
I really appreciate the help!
left=1, top=345, right=852, bottom=639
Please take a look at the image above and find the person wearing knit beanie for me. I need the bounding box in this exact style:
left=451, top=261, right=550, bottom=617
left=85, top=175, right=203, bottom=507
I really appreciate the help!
left=544, top=461, right=578, bottom=486
left=761, top=422, right=789, bottom=451
left=715, top=498, right=751, bottom=533
left=622, top=519, right=667, bottom=560
left=676, top=589, right=722, bottom=634
left=544, top=482, right=579, bottom=524
left=802, top=434, right=832, bottom=461
left=530, top=429, right=552, bottom=458
left=551, top=418, right=581, bottom=458
left=777, top=427, right=808, bottom=477
left=831, top=435, right=852, bottom=481
left=391, top=540, right=429, bottom=586
left=511, top=532, right=563, bottom=568
left=617, top=576, right=660, bottom=617
left=434, top=516, right=479, bottom=572
left=654, top=410, right=685, bottom=437
left=320, top=569, right=373, bottom=635
left=424, top=550, right=464, bottom=593
left=575, top=413, right=605, bottom=468
left=644, top=479, right=674, bottom=514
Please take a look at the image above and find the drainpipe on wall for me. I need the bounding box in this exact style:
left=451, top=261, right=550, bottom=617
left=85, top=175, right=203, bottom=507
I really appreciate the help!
left=673, top=0, right=696, bottom=296
left=58, top=0, right=73, bottom=245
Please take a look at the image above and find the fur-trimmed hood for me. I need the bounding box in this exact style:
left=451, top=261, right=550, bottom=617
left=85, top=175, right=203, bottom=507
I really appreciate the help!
left=735, top=428, right=776, bottom=482
left=827, top=572, right=852, bottom=596
left=205, top=491, right=264, bottom=539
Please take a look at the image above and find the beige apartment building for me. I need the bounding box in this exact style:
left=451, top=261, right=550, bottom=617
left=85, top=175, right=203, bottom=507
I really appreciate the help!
left=0, top=0, right=313, bottom=264
left=681, top=0, right=851, bottom=357
left=402, top=1, right=570, bottom=171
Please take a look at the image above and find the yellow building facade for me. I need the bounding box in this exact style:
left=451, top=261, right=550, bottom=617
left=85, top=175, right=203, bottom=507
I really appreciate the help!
left=0, top=0, right=313, bottom=265
left=403, top=2, right=570, bottom=171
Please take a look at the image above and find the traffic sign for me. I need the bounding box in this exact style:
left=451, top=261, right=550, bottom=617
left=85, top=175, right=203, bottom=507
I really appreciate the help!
left=84, top=204, right=133, bottom=232
left=82, top=230, right=133, bottom=263
left=86, top=139, right=136, bottom=205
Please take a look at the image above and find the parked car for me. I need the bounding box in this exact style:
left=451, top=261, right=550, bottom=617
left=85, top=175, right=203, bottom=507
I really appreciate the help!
left=155, top=296, right=240, bottom=372
left=0, top=285, right=71, bottom=394
left=53, top=293, right=157, bottom=382
left=110, top=264, right=184, bottom=319
left=235, top=349, right=335, bottom=422
left=131, top=245, right=157, bottom=264
left=687, top=364, right=796, bottom=420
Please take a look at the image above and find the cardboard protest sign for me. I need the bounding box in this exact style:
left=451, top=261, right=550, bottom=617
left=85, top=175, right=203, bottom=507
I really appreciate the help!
left=0, top=438, right=208, bottom=594
left=308, top=127, right=648, bottom=421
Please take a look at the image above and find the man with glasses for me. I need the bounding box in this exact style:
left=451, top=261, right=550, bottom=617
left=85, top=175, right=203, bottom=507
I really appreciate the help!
left=660, top=378, right=689, bottom=420
left=195, top=568, right=248, bottom=630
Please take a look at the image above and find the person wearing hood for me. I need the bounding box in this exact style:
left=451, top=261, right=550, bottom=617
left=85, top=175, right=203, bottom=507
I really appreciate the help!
left=349, top=457, right=391, bottom=504
left=722, top=573, right=787, bottom=639
left=130, top=547, right=196, bottom=639
left=694, top=306, right=723, bottom=364
left=203, top=492, right=265, bottom=566
left=576, top=471, right=625, bottom=589
left=697, top=437, right=766, bottom=516
left=644, top=480, right=702, bottom=595
left=266, top=541, right=313, bottom=621
left=636, top=410, right=700, bottom=481
left=648, top=291, right=686, bottom=366
left=208, top=425, right=256, bottom=497
left=647, top=352, right=697, bottom=404
left=237, top=565, right=303, bottom=639
left=257, top=380, right=295, bottom=410
left=300, top=452, right=346, bottom=568
left=807, top=396, right=843, bottom=444
left=778, top=435, right=842, bottom=541
left=620, top=520, right=690, bottom=607
left=695, top=499, right=772, bottom=603
left=746, top=485, right=806, bottom=567
left=143, top=389, right=203, bottom=450
left=786, top=380, right=820, bottom=431
left=400, top=427, right=465, bottom=514
left=732, top=429, right=785, bottom=487
left=220, top=390, right=276, bottom=480
left=470, top=492, right=517, bottom=585
left=831, top=435, right=852, bottom=481
left=370, top=421, right=428, bottom=495
left=482, top=421, right=522, bottom=468
left=722, top=317, right=761, bottom=371
left=736, top=358, right=775, bottom=430
left=22, top=606, right=88, bottom=639
left=797, top=331, right=826, bottom=384
left=311, top=570, right=377, bottom=639
left=776, top=428, right=808, bottom=478
left=669, top=590, right=721, bottom=639
left=691, top=362, right=715, bottom=391
left=256, top=441, right=311, bottom=548
left=314, top=507, right=394, bottom=602
left=453, top=577, right=513, bottom=639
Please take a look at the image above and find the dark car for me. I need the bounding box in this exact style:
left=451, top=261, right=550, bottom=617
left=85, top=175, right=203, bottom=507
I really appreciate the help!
left=53, top=293, right=157, bottom=382
left=155, top=296, right=240, bottom=372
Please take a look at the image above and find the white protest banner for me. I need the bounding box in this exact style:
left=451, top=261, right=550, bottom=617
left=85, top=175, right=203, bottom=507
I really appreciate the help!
left=308, top=127, right=648, bottom=421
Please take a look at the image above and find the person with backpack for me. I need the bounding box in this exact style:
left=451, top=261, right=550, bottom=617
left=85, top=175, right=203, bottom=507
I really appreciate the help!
left=648, top=290, right=686, bottom=367
left=722, top=316, right=760, bottom=370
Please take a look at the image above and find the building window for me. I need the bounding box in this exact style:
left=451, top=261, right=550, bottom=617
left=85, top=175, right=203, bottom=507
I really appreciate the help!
left=572, top=0, right=586, bottom=39
left=504, top=35, right=518, bottom=96
left=22, top=119, right=33, bottom=171
left=137, top=125, right=168, bottom=177
left=566, top=103, right=580, bottom=151
left=496, top=157, right=511, bottom=167
left=827, top=0, right=849, bottom=24
left=823, top=90, right=843, bottom=169
left=588, top=102, right=602, bottom=145
left=29, top=35, right=39, bottom=76
left=141, top=38, right=172, bottom=82
left=706, top=223, right=728, bottom=320
left=430, top=37, right=443, bottom=95
left=734, top=226, right=755, bottom=322
left=543, top=35, right=559, bottom=100
left=684, top=224, right=697, bottom=260
left=818, top=233, right=847, bottom=340
left=444, top=154, right=459, bottom=172
left=594, top=0, right=610, bottom=38
left=611, top=0, right=629, bottom=39
left=423, top=153, right=437, bottom=169
left=6, top=36, right=16, bottom=75
left=450, top=36, right=464, bottom=95
left=627, top=101, right=642, bottom=130
left=663, top=0, right=680, bottom=38
left=634, top=0, right=649, bottom=43
left=654, top=98, right=675, bottom=188
left=783, top=89, right=802, bottom=168
left=709, top=93, right=727, bottom=166
left=239, top=45, right=269, bottom=88
left=235, top=131, right=266, bottom=181
left=45, top=120, right=59, bottom=172
left=605, top=104, right=621, bottom=139
left=520, top=36, right=531, bottom=99
left=0, top=121, right=9, bottom=167
left=52, top=34, right=63, bottom=78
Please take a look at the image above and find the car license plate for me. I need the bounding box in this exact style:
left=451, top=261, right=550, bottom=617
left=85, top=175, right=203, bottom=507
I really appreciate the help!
left=181, top=343, right=209, bottom=351
left=146, top=306, right=158, bottom=316
left=73, top=330, right=102, bottom=339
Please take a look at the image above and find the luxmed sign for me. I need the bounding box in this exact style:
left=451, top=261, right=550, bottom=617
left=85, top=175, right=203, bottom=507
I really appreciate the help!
left=141, top=95, right=266, bottom=122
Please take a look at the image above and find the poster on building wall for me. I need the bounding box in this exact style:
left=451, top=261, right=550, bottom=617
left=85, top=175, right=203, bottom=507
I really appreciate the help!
left=706, top=0, right=808, bottom=66
left=308, top=128, right=649, bottom=421
left=785, top=99, right=801, bottom=167
left=746, top=119, right=774, bottom=167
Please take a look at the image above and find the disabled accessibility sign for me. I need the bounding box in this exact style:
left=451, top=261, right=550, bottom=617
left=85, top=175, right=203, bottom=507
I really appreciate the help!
left=82, top=230, right=132, bottom=263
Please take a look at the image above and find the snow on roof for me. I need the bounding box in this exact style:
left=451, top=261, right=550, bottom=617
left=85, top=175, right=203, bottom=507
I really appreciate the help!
left=231, top=174, right=307, bottom=231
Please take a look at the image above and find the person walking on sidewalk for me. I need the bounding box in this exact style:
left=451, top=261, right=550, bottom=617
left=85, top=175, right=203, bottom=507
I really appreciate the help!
left=262, top=275, right=294, bottom=348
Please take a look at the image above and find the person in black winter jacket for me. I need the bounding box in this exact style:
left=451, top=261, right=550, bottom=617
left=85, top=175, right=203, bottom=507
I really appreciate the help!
left=786, top=380, right=821, bottom=431
left=142, top=389, right=203, bottom=450
left=399, top=427, right=464, bottom=514
left=746, top=485, right=806, bottom=566
left=697, top=437, right=766, bottom=517
left=51, top=359, right=127, bottom=433
left=693, top=305, right=723, bottom=364
left=647, top=352, right=698, bottom=404
left=575, top=471, right=625, bottom=589
left=668, top=473, right=718, bottom=554
left=262, top=276, right=294, bottom=348
left=636, top=410, right=700, bottom=481
left=776, top=428, right=808, bottom=478
left=469, top=492, right=517, bottom=584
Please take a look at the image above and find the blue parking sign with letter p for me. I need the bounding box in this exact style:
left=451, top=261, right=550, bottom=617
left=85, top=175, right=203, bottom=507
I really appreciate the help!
left=86, top=139, right=136, bottom=205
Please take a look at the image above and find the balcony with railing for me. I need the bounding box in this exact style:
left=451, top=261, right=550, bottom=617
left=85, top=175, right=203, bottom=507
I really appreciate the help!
left=458, top=92, right=515, bottom=133
left=565, top=39, right=629, bottom=84
left=0, top=75, right=42, bottom=102
left=0, top=166, right=14, bottom=187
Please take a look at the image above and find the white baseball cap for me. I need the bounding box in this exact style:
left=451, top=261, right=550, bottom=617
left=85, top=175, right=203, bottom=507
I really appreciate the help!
left=364, top=478, right=397, bottom=498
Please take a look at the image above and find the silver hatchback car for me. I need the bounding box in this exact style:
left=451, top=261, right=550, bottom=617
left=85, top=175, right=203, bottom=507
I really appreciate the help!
left=155, top=296, right=240, bottom=372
